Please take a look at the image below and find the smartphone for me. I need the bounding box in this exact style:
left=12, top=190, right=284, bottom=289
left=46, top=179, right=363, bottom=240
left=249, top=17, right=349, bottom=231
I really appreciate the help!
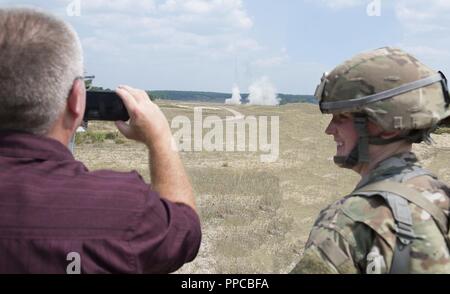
left=84, top=91, right=130, bottom=121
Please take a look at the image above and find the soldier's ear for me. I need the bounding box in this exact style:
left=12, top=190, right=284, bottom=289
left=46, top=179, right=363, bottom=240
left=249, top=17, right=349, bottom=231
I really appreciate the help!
left=379, top=130, right=403, bottom=139
left=367, top=120, right=384, bottom=136
left=366, top=120, right=402, bottom=139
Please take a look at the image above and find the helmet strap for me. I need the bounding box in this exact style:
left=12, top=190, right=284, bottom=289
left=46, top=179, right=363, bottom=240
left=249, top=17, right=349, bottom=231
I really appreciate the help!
left=333, top=147, right=358, bottom=168
left=368, top=136, right=405, bottom=145
left=333, top=114, right=370, bottom=168
left=438, top=71, right=450, bottom=107
left=369, top=126, right=437, bottom=145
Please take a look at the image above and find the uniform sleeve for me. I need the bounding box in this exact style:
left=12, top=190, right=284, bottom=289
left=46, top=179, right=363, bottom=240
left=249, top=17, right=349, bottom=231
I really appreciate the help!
left=129, top=189, right=202, bottom=274
left=290, top=227, right=360, bottom=274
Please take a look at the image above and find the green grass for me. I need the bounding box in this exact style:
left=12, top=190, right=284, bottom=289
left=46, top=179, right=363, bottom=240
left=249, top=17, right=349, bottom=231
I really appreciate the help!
left=75, top=131, right=126, bottom=144
left=434, top=127, right=450, bottom=135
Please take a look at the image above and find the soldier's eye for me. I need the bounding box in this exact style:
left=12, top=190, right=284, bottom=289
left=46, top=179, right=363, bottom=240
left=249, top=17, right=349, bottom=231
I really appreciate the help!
left=333, top=115, right=347, bottom=123
left=336, top=114, right=352, bottom=122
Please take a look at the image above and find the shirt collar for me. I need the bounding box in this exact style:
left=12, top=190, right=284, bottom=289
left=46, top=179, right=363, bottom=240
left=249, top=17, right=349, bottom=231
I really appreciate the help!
left=355, top=152, right=419, bottom=190
left=0, top=130, right=74, bottom=161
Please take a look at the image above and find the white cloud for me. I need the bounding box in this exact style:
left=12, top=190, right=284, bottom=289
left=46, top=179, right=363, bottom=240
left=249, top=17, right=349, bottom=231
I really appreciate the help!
left=310, top=0, right=450, bottom=81
left=253, top=48, right=289, bottom=68
left=0, top=0, right=324, bottom=92
left=395, top=0, right=450, bottom=34
left=158, top=0, right=252, bottom=29
left=310, top=0, right=363, bottom=9
left=398, top=45, right=450, bottom=58
left=81, top=0, right=156, bottom=12
left=71, top=0, right=256, bottom=56
left=253, top=56, right=286, bottom=68
left=394, top=44, right=450, bottom=69
left=393, top=0, right=450, bottom=73
left=81, top=35, right=126, bottom=58
left=226, top=39, right=261, bottom=53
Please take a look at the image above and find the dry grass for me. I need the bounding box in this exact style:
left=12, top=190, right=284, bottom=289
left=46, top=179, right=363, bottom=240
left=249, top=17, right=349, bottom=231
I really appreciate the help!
left=73, top=101, right=450, bottom=273
left=435, top=127, right=450, bottom=135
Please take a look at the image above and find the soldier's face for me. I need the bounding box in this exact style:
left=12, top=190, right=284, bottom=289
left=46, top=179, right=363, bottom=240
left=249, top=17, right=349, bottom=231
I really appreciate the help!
left=325, top=113, right=359, bottom=158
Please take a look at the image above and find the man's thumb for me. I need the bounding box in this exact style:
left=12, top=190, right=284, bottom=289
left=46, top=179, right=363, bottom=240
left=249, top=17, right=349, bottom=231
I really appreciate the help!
left=115, top=121, right=132, bottom=138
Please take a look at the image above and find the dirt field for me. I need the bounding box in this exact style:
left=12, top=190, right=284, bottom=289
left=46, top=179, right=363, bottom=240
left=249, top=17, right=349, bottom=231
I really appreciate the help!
left=73, top=100, right=450, bottom=274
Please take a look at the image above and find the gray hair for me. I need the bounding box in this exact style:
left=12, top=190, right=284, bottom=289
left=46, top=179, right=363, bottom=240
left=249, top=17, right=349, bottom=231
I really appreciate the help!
left=0, top=8, right=84, bottom=135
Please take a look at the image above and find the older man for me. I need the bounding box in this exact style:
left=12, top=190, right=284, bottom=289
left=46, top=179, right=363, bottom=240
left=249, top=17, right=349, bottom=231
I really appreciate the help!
left=0, top=8, right=201, bottom=273
left=291, top=47, right=450, bottom=274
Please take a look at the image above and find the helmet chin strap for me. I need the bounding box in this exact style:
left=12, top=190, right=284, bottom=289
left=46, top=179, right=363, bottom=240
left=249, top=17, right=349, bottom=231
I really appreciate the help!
left=333, top=114, right=371, bottom=169
left=333, top=145, right=360, bottom=169
left=369, top=128, right=436, bottom=145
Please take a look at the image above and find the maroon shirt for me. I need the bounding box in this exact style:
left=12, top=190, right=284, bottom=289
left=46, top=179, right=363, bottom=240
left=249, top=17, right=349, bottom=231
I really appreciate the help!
left=0, top=131, right=201, bottom=274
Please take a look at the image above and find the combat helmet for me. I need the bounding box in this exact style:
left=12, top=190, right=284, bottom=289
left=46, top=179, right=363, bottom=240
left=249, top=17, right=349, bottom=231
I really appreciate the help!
left=315, top=47, right=450, bottom=168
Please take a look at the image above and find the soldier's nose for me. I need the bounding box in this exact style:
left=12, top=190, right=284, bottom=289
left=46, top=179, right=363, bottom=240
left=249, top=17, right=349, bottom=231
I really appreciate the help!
left=325, top=120, right=336, bottom=135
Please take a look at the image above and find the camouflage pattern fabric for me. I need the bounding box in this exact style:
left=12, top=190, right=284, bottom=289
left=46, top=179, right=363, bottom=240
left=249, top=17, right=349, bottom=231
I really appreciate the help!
left=315, top=47, right=450, bottom=132
left=290, top=152, right=450, bottom=274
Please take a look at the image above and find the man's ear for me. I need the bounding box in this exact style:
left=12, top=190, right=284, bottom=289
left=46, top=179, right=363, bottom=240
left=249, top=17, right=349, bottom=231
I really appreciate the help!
left=67, top=78, right=86, bottom=120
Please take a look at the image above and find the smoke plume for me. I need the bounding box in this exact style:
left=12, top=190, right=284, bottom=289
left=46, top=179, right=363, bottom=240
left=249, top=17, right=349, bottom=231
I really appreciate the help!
left=225, top=84, right=242, bottom=105
left=247, top=77, right=280, bottom=106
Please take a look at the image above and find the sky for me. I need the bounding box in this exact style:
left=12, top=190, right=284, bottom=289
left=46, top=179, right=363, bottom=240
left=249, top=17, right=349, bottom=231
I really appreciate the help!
left=1, top=0, right=450, bottom=94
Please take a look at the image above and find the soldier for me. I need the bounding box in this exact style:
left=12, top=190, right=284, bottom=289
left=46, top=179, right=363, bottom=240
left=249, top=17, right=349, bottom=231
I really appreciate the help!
left=291, top=47, right=450, bottom=274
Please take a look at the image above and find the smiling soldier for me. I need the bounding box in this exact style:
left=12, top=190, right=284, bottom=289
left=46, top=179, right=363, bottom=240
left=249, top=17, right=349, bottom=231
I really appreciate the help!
left=291, top=47, right=450, bottom=274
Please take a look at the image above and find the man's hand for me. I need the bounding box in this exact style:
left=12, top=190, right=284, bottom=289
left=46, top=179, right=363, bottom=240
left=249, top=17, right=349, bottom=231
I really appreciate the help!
left=115, top=85, right=172, bottom=149
left=114, top=85, right=196, bottom=212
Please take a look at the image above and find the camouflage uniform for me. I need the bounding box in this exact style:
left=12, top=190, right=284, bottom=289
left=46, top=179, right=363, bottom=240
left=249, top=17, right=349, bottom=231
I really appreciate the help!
left=291, top=47, right=450, bottom=274
left=291, top=152, right=450, bottom=274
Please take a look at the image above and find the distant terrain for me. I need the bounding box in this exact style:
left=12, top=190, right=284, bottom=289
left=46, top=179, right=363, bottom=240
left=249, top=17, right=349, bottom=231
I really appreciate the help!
left=150, top=90, right=317, bottom=105
left=89, top=86, right=317, bottom=105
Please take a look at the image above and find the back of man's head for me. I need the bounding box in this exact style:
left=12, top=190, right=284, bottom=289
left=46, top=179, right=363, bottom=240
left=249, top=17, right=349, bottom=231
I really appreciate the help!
left=0, top=8, right=83, bottom=135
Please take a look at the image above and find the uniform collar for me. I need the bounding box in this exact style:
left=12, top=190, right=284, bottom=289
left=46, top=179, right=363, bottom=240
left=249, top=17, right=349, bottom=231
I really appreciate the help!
left=355, top=152, right=419, bottom=190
